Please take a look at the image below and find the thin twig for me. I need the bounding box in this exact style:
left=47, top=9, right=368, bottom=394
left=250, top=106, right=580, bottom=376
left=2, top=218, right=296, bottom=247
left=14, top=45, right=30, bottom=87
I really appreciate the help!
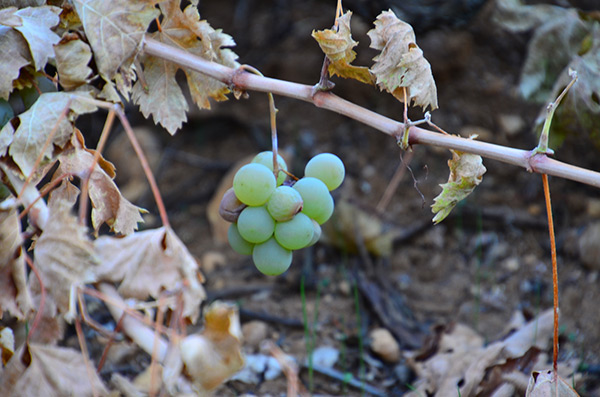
left=141, top=38, right=600, bottom=188
left=75, top=316, right=100, bottom=397
left=24, top=253, right=46, bottom=343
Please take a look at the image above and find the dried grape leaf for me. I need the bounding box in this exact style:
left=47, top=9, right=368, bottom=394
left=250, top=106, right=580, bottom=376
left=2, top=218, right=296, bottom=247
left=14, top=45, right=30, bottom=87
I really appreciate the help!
left=12, top=6, right=61, bottom=70
left=9, top=92, right=97, bottom=177
left=180, top=301, right=244, bottom=391
left=0, top=343, right=108, bottom=396
left=132, top=0, right=239, bottom=134
left=54, top=130, right=145, bottom=235
left=72, top=0, right=159, bottom=80
left=0, top=28, right=31, bottom=100
left=312, top=11, right=374, bottom=85
left=0, top=201, right=33, bottom=320
left=368, top=10, right=437, bottom=110
left=526, top=370, right=579, bottom=396
left=54, top=33, right=93, bottom=90
left=34, top=185, right=97, bottom=317
left=94, top=226, right=206, bottom=323
left=431, top=147, right=486, bottom=224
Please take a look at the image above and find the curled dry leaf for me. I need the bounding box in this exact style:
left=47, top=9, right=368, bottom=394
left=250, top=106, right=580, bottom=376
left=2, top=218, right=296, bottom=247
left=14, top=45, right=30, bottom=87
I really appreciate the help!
left=53, top=33, right=93, bottom=90
left=312, top=11, right=374, bottom=85
left=180, top=301, right=244, bottom=392
left=94, top=226, right=206, bottom=323
left=526, top=370, right=579, bottom=396
left=0, top=200, right=33, bottom=320
left=431, top=147, right=486, bottom=224
left=0, top=342, right=108, bottom=397
left=368, top=10, right=438, bottom=110
left=54, top=130, right=145, bottom=235
left=72, top=0, right=158, bottom=81
left=132, top=0, right=239, bottom=134
left=0, top=28, right=31, bottom=101
left=406, top=309, right=553, bottom=397
left=8, top=92, right=97, bottom=177
left=34, top=183, right=97, bottom=319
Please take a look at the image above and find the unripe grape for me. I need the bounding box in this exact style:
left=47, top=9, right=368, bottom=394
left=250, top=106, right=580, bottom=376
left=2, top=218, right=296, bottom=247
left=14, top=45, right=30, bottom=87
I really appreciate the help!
left=228, top=223, right=254, bottom=255
left=305, top=153, right=345, bottom=191
left=233, top=163, right=276, bottom=206
left=237, top=206, right=275, bottom=244
left=267, top=186, right=303, bottom=222
left=0, top=99, right=14, bottom=128
left=219, top=187, right=247, bottom=223
left=274, top=213, right=314, bottom=250
left=293, top=177, right=334, bottom=224
left=252, top=237, right=293, bottom=276
left=252, top=151, right=288, bottom=186
left=306, top=219, right=322, bottom=247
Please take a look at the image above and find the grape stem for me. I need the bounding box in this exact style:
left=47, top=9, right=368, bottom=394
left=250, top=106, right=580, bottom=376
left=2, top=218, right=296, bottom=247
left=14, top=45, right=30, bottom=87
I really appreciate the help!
left=142, top=38, right=600, bottom=189
left=239, top=65, right=281, bottom=180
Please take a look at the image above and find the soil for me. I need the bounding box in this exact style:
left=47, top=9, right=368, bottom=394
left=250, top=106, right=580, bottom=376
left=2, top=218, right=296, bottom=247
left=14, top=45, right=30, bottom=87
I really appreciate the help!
left=96, top=0, right=600, bottom=395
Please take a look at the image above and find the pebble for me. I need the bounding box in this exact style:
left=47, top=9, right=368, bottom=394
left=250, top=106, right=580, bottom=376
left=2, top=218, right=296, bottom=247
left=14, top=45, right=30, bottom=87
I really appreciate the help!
left=242, top=321, right=269, bottom=349
left=497, top=114, right=525, bottom=136
left=369, top=328, right=400, bottom=363
left=578, top=222, right=600, bottom=270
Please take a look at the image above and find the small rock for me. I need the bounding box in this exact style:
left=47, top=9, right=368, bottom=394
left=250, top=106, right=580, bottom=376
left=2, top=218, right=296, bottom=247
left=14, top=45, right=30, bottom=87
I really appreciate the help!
left=587, top=198, right=600, bottom=218
left=369, top=328, right=400, bottom=363
left=498, top=114, right=525, bottom=136
left=502, top=257, right=520, bottom=272
left=311, top=346, right=339, bottom=368
left=201, top=251, right=226, bottom=273
left=242, top=321, right=269, bottom=349
left=579, top=222, right=600, bottom=270
left=338, top=280, right=351, bottom=296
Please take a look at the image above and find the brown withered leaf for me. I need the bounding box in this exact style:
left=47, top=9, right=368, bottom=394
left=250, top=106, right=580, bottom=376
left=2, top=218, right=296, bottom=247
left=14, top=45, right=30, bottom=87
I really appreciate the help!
left=54, top=130, right=145, bottom=235
left=0, top=28, right=31, bottom=100
left=94, top=226, right=206, bottom=323
left=0, top=200, right=33, bottom=320
left=54, top=33, right=93, bottom=90
left=132, top=0, right=238, bottom=134
left=12, top=6, right=61, bottom=70
left=312, top=11, right=374, bottom=85
left=0, top=343, right=108, bottom=396
left=431, top=147, right=486, bottom=224
left=368, top=10, right=438, bottom=110
left=180, top=301, right=244, bottom=392
left=526, top=370, right=579, bottom=396
left=72, top=0, right=158, bottom=80
left=8, top=92, right=97, bottom=177
left=34, top=185, right=97, bottom=318
left=0, top=121, right=14, bottom=157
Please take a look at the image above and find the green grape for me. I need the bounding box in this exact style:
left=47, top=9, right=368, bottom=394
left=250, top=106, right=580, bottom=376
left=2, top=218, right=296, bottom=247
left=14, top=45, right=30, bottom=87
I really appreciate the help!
left=0, top=99, right=14, bottom=128
left=237, top=206, right=275, bottom=244
left=252, top=151, right=288, bottom=186
left=233, top=163, right=276, bottom=206
left=267, top=185, right=303, bottom=222
left=306, top=219, right=322, bottom=247
left=274, top=212, right=314, bottom=250
left=228, top=223, right=254, bottom=255
left=305, top=153, right=345, bottom=191
left=252, top=237, right=293, bottom=276
left=293, top=177, right=334, bottom=224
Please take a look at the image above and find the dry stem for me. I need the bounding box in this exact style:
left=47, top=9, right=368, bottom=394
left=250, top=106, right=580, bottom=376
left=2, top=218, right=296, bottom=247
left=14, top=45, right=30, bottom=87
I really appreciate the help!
left=142, top=37, right=600, bottom=189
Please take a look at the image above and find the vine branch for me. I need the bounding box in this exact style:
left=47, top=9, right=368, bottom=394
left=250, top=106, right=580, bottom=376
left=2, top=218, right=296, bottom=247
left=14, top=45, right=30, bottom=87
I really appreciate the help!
left=142, top=37, right=600, bottom=189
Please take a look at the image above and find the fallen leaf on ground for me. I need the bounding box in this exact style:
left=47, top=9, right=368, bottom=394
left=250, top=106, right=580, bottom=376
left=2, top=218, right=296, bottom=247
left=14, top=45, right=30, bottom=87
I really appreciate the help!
left=406, top=309, right=554, bottom=397
left=180, top=301, right=244, bottom=391
left=431, top=147, right=486, bottom=224
left=0, top=342, right=108, bottom=396
left=526, top=370, right=579, bottom=396
left=94, top=226, right=206, bottom=323
left=312, top=11, right=374, bottom=85
left=368, top=9, right=437, bottom=110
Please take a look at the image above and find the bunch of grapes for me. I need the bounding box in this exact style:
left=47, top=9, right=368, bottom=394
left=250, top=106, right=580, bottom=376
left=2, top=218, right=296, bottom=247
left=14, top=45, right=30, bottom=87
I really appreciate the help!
left=219, top=151, right=345, bottom=276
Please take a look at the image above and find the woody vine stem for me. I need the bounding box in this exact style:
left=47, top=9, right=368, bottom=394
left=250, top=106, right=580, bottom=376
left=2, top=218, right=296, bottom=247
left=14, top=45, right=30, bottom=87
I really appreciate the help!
left=142, top=38, right=600, bottom=189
